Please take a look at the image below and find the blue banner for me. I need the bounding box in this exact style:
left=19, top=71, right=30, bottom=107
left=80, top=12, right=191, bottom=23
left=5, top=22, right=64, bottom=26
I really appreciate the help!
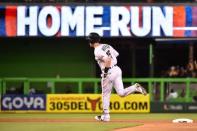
left=1, top=95, right=46, bottom=111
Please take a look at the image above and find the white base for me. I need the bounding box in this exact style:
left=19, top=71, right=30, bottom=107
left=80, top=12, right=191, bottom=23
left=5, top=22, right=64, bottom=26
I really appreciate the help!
left=172, top=118, right=193, bottom=123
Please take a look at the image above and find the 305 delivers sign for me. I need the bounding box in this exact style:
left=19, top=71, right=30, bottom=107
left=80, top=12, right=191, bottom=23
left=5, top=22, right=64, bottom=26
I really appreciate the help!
left=47, top=94, right=150, bottom=113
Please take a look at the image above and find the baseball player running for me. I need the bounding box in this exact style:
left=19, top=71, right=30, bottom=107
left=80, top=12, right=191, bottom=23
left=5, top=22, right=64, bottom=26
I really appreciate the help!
left=87, top=32, right=147, bottom=122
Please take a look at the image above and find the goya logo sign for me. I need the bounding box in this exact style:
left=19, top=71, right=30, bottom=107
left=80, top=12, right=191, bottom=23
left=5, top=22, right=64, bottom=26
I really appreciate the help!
left=1, top=95, right=46, bottom=110
left=0, top=6, right=197, bottom=37
left=47, top=94, right=150, bottom=113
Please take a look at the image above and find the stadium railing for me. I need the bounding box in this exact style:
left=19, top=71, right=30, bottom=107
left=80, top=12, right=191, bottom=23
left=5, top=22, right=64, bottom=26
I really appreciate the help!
left=0, top=77, right=197, bottom=102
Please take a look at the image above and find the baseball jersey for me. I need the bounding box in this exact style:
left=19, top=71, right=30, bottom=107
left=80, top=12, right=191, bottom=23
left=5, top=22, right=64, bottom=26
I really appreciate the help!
left=94, top=44, right=119, bottom=71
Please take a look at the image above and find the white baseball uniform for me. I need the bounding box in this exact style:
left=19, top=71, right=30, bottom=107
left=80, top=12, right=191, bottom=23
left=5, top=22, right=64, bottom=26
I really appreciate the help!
left=94, top=44, right=138, bottom=114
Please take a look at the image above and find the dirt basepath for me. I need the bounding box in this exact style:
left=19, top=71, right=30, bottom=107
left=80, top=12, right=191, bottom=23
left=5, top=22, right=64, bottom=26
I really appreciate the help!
left=114, top=121, right=197, bottom=131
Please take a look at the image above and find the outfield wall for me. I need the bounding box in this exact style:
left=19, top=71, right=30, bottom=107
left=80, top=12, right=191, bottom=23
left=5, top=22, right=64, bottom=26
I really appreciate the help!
left=0, top=94, right=150, bottom=113
left=151, top=102, right=197, bottom=113
left=1, top=94, right=197, bottom=113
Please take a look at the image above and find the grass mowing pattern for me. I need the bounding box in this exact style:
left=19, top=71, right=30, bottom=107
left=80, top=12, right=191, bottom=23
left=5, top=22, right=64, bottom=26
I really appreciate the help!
left=0, top=113, right=197, bottom=131
left=0, top=113, right=197, bottom=120
left=0, top=122, right=141, bottom=131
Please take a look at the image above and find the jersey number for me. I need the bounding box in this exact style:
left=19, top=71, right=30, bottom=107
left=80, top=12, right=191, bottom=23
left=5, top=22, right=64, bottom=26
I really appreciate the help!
left=106, top=50, right=111, bottom=57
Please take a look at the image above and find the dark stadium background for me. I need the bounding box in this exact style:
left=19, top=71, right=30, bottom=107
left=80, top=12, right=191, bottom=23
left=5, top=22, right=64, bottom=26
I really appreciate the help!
left=0, top=37, right=196, bottom=78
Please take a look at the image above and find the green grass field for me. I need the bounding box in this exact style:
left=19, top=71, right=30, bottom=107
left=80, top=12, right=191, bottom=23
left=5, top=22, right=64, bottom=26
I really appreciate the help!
left=0, top=113, right=197, bottom=131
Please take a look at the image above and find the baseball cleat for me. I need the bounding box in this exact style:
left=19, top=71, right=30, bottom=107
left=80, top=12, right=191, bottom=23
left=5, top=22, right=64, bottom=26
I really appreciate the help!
left=95, top=114, right=110, bottom=122
left=135, top=83, right=147, bottom=95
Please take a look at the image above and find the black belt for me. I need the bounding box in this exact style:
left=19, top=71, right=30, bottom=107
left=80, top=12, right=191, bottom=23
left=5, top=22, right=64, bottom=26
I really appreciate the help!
left=110, top=64, right=117, bottom=69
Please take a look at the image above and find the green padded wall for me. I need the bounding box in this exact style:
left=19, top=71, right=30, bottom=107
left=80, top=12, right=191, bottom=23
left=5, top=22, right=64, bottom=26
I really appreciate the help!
left=0, top=38, right=95, bottom=77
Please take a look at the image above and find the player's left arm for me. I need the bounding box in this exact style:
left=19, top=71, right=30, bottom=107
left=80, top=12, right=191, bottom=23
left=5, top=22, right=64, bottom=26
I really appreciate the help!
left=96, top=46, right=113, bottom=77
left=111, top=46, right=119, bottom=57
left=102, top=46, right=119, bottom=76
left=100, top=56, right=111, bottom=78
left=102, top=52, right=112, bottom=75
left=103, top=46, right=118, bottom=68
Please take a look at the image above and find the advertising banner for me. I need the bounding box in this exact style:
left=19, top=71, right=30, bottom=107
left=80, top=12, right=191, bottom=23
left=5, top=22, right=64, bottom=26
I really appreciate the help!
left=151, top=102, right=197, bottom=113
left=1, top=95, right=46, bottom=111
left=0, top=5, right=197, bottom=38
left=47, top=94, right=150, bottom=113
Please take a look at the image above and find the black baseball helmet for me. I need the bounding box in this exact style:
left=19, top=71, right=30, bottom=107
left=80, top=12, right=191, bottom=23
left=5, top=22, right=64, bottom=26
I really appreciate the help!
left=86, top=32, right=100, bottom=44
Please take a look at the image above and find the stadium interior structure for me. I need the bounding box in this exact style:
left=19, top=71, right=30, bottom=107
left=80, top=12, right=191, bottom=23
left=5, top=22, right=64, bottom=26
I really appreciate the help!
left=0, top=1, right=197, bottom=113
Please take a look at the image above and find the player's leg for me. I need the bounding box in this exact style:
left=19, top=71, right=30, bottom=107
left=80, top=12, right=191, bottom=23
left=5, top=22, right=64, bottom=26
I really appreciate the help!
left=95, top=78, right=112, bottom=122
left=113, top=75, right=136, bottom=96
left=135, top=83, right=147, bottom=95
left=114, top=76, right=147, bottom=96
left=101, top=77, right=112, bottom=115
left=113, top=67, right=147, bottom=96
